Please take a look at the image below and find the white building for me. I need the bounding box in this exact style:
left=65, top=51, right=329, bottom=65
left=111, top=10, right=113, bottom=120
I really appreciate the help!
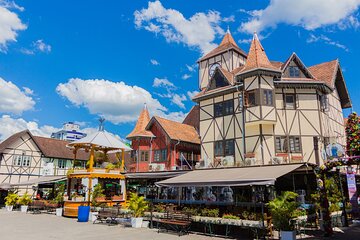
left=51, top=122, right=87, bottom=141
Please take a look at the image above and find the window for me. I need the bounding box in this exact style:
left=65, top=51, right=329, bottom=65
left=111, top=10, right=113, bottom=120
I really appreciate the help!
left=275, top=136, right=301, bottom=153
left=154, top=150, right=160, bottom=162
left=285, top=94, right=296, bottom=109
left=320, top=95, right=329, bottom=112
left=161, top=149, right=167, bottom=161
left=238, top=94, right=244, bottom=112
left=12, top=153, right=31, bottom=167
left=289, top=137, right=301, bottom=153
left=224, top=140, right=235, bottom=156
left=214, top=141, right=224, bottom=157
left=214, top=100, right=234, bottom=117
left=209, top=63, right=221, bottom=78
left=214, top=102, right=223, bottom=117
left=58, top=159, right=67, bottom=169
left=154, top=149, right=167, bottom=162
left=263, top=90, right=273, bottom=106
left=214, top=139, right=235, bottom=156
left=140, top=151, right=149, bottom=162
left=275, top=136, right=287, bottom=153
left=289, top=66, right=300, bottom=77
left=246, top=90, right=257, bottom=107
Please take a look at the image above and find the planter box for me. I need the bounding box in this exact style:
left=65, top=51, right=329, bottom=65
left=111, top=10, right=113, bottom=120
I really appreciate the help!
left=56, top=208, right=63, bottom=217
left=131, top=217, right=143, bottom=228
left=142, top=220, right=149, bottom=228
left=20, top=205, right=28, bottom=213
left=6, top=205, right=13, bottom=211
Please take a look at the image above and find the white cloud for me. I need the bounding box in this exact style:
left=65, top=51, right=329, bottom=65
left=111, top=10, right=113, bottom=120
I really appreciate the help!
left=21, top=39, right=51, bottom=55
left=307, top=33, right=349, bottom=51
left=150, top=59, right=160, bottom=65
left=0, top=115, right=59, bottom=141
left=186, top=64, right=196, bottom=72
left=56, top=78, right=179, bottom=124
left=161, top=111, right=186, bottom=122
left=134, top=0, right=224, bottom=54
left=223, top=15, right=235, bottom=23
left=181, top=74, right=191, bottom=80
left=0, top=1, right=26, bottom=51
left=33, top=39, right=51, bottom=53
left=187, top=90, right=199, bottom=100
left=240, top=0, right=360, bottom=34
left=171, top=94, right=187, bottom=109
left=152, top=77, right=175, bottom=89
left=22, top=86, right=34, bottom=95
left=0, top=77, right=35, bottom=115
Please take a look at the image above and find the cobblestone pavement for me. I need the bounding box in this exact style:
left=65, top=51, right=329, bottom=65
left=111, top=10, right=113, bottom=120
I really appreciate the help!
left=0, top=210, right=223, bottom=240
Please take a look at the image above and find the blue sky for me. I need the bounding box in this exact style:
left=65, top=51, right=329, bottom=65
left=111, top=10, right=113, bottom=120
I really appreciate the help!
left=0, top=0, right=359, bottom=141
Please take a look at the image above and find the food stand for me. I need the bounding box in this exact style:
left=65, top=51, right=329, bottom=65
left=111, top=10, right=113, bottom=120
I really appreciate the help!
left=63, top=120, right=131, bottom=217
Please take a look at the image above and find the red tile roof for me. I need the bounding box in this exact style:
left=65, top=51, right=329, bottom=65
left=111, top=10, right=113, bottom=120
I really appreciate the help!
left=127, top=105, right=155, bottom=139
left=240, top=33, right=278, bottom=73
left=199, top=31, right=247, bottom=61
left=151, top=116, right=200, bottom=145
left=0, top=130, right=89, bottom=160
left=182, top=105, right=200, bottom=132
left=308, top=59, right=338, bottom=87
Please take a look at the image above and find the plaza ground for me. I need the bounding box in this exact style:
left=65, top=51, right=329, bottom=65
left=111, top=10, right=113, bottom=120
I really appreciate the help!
left=0, top=210, right=223, bottom=240
left=1, top=209, right=360, bottom=239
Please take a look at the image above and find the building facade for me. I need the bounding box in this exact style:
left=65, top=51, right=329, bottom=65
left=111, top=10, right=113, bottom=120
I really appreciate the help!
left=193, top=31, right=351, bottom=168
left=126, top=106, right=201, bottom=172
left=51, top=122, right=87, bottom=141
left=0, top=130, right=88, bottom=192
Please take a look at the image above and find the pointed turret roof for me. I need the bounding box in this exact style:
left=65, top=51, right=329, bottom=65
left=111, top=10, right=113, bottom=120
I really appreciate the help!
left=199, top=30, right=247, bottom=62
left=127, top=104, right=155, bottom=139
left=241, top=32, right=278, bottom=73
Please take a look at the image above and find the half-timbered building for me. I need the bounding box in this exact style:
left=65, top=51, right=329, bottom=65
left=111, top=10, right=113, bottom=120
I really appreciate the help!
left=193, top=31, right=351, bottom=168
left=126, top=105, right=201, bottom=172
left=0, top=130, right=88, bottom=193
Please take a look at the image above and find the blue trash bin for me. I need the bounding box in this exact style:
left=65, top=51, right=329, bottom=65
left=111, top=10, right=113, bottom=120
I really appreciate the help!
left=78, top=206, right=90, bottom=222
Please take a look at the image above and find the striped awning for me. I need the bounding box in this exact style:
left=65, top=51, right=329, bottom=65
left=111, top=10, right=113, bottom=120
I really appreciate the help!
left=12, top=175, right=67, bottom=186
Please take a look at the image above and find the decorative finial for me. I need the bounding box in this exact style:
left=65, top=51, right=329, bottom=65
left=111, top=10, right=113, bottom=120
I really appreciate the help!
left=144, top=102, right=147, bottom=109
left=98, top=117, right=105, bottom=131
left=227, top=26, right=230, bottom=34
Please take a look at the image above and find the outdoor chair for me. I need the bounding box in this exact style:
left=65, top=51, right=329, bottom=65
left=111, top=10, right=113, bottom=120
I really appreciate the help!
left=28, top=200, right=45, bottom=214
left=93, top=207, right=120, bottom=226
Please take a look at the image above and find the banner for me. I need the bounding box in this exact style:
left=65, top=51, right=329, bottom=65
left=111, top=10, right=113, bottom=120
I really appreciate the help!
left=346, top=167, right=359, bottom=213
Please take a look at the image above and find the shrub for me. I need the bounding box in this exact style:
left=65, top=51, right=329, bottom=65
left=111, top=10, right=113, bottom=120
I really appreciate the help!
left=222, top=214, right=240, bottom=220
left=105, top=163, right=115, bottom=172
left=200, top=208, right=219, bottom=217
left=91, top=184, right=105, bottom=207
left=18, top=192, right=32, bottom=205
left=154, top=203, right=166, bottom=213
left=129, top=193, right=148, bottom=218
left=182, top=207, right=199, bottom=215
left=5, top=192, right=19, bottom=206
left=53, top=184, right=65, bottom=206
left=267, top=191, right=299, bottom=231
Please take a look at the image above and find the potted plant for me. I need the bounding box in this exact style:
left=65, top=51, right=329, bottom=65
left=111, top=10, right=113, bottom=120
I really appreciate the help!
left=18, top=192, right=32, bottom=213
left=91, top=184, right=105, bottom=207
left=129, top=193, right=148, bottom=228
left=5, top=192, right=19, bottom=211
left=268, top=191, right=299, bottom=240
left=53, top=184, right=65, bottom=216
left=105, top=163, right=115, bottom=173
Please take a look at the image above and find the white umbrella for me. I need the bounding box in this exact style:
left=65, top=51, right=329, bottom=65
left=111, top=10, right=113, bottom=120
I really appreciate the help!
left=68, top=130, right=132, bottom=151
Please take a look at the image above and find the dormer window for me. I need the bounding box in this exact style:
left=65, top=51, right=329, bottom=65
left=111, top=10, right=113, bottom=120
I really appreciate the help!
left=209, top=63, right=221, bottom=78
left=289, top=66, right=300, bottom=77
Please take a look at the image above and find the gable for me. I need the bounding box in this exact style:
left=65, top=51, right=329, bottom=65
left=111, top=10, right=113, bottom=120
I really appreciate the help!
left=282, top=53, right=314, bottom=79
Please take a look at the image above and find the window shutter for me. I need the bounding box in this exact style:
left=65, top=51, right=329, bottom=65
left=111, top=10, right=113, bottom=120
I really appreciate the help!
left=295, top=94, right=299, bottom=109
left=244, top=92, right=249, bottom=107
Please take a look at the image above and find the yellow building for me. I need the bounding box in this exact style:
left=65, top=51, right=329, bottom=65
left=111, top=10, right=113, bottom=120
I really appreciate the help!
left=193, top=31, right=351, bottom=168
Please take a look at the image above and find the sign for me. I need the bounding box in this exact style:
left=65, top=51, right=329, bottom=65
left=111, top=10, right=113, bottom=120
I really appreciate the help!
left=346, top=167, right=359, bottom=213
left=325, top=143, right=345, bottom=158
